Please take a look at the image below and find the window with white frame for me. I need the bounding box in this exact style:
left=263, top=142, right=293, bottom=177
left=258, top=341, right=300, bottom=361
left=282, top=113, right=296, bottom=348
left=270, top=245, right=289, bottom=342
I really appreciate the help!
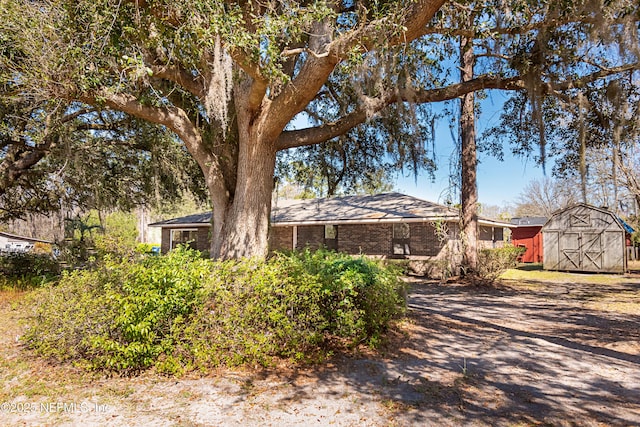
left=392, top=223, right=411, bottom=255
left=170, top=229, right=198, bottom=250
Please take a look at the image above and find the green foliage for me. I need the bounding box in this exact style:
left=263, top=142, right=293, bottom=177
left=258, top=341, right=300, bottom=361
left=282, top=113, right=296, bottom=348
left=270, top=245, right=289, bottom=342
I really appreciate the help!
left=135, top=243, right=159, bottom=254
left=23, top=248, right=405, bottom=375
left=291, top=249, right=406, bottom=341
left=0, top=252, right=60, bottom=289
left=0, top=93, right=207, bottom=222
left=92, top=211, right=139, bottom=258
left=23, top=247, right=209, bottom=373
left=58, top=210, right=141, bottom=267
left=475, top=245, right=527, bottom=285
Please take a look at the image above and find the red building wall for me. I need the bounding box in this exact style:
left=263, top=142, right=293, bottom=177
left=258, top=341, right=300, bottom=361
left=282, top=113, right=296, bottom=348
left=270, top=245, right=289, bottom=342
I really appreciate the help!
left=511, top=226, right=543, bottom=263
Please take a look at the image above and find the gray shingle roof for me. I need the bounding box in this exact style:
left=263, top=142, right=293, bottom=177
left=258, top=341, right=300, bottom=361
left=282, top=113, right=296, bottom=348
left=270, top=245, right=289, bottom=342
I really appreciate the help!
left=148, top=212, right=212, bottom=227
left=272, top=192, right=461, bottom=224
left=149, top=193, right=513, bottom=228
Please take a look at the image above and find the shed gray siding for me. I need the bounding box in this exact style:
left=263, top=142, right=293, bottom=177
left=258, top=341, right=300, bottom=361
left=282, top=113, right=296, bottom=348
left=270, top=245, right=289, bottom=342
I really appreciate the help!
left=542, top=204, right=626, bottom=273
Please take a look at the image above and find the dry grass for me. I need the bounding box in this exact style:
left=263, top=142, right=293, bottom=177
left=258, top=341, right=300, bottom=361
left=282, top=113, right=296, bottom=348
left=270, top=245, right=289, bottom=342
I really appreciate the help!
left=587, top=300, right=640, bottom=315
left=501, top=264, right=640, bottom=285
left=501, top=264, right=640, bottom=315
left=0, top=289, right=92, bottom=403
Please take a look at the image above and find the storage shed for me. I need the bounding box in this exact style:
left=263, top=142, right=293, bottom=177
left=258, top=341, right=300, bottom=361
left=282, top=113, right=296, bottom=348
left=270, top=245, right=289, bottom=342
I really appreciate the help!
left=542, top=204, right=627, bottom=273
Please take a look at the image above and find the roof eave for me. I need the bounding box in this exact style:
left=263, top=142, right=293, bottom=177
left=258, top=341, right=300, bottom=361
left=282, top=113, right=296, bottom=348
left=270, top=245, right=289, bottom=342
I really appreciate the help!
left=272, top=216, right=513, bottom=228
left=149, top=216, right=513, bottom=229
left=148, top=222, right=210, bottom=228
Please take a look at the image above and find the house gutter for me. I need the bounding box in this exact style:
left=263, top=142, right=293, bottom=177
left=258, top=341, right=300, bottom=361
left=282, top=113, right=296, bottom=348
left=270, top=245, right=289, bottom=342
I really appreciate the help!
left=148, top=223, right=209, bottom=229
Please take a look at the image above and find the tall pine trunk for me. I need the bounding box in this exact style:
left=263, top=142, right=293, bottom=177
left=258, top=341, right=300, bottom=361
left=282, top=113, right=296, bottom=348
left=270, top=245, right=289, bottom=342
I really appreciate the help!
left=460, top=34, right=478, bottom=274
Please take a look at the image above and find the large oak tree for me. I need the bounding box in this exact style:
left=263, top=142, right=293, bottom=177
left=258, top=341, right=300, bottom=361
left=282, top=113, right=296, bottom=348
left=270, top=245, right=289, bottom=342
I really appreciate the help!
left=2, top=0, right=638, bottom=260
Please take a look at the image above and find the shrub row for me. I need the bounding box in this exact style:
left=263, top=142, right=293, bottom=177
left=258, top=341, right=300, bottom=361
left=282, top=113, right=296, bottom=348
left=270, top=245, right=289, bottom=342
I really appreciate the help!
left=23, top=248, right=405, bottom=375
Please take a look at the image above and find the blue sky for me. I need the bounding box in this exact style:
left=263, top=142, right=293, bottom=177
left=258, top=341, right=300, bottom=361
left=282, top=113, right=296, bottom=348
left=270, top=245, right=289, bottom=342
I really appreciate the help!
left=395, top=152, right=546, bottom=208
left=395, top=91, right=547, bottom=208
left=289, top=91, right=548, bottom=208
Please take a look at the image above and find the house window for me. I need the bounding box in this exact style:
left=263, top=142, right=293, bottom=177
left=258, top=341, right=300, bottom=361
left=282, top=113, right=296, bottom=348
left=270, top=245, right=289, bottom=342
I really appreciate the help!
left=324, top=224, right=338, bottom=250
left=325, top=224, right=337, bottom=239
left=392, top=223, right=410, bottom=255
left=170, top=229, right=198, bottom=250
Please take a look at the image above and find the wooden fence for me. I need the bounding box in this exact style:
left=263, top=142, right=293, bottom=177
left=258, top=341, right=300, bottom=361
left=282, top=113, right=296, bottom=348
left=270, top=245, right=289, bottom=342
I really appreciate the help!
left=627, top=246, right=639, bottom=261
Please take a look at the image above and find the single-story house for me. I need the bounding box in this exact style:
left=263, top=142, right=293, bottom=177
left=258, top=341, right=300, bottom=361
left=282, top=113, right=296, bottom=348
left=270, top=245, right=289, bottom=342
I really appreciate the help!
left=542, top=203, right=633, bottom=273
left=0, top=231, right=53, bottom=253
left=510, top=217, right=547, bottom=263
left=148, top=212, right=213, bottom=254
left=150, top=192, right=512, bottom=260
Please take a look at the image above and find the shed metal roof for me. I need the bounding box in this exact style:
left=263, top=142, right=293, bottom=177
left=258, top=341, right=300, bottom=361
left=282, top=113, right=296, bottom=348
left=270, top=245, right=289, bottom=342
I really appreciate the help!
left=510, top=217, right=548, bottom=227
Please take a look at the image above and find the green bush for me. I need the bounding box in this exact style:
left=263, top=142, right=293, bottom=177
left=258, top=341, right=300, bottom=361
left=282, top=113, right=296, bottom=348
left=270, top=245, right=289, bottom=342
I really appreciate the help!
left=23, top=248, right=210, bottom=373
left=23, top=248, right=405, bottom=375
left=0, top=252, right=60, bottom=288
left=297, top=250, right=405, bottom=341
left=135, top=243, right=160, bottom=254
left=475, top=245, right=527, bottom=285
left=93, top=212, right=139, bottom=259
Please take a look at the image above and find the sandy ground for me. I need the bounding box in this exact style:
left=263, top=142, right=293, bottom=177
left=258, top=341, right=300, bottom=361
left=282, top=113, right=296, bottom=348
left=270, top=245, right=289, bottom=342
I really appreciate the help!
left=2, top=275, right=640, bottom=426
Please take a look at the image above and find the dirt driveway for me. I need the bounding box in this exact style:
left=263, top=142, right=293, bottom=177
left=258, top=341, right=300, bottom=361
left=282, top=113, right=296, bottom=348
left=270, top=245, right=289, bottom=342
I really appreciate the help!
left=2, top=273, right=640, bottom=426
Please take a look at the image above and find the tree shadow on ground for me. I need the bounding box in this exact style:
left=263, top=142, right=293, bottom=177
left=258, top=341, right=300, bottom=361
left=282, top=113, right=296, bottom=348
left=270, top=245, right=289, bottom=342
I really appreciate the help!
left=237, top=279, right=640, bottom=426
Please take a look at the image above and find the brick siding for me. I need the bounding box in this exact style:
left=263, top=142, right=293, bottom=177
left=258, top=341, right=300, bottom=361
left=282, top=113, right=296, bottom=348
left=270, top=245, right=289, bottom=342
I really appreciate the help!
left=161, top=228, right=171, bottom=254
left=162, top=222, right=507, bottom=258
left=195, top=227, right=210, bottom=253
left=278, top=222, right=457, bottom=258
left=338, top=224, right=392, bottom=255
left=407, top=223, right=446, bottom=256
left=296, top=225, right=325, bottom=250
left=269, top=226, right=293, bottom=251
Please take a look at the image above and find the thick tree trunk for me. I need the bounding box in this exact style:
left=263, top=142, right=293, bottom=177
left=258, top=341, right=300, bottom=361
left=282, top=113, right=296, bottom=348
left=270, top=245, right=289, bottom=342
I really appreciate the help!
left=215, top=137, right=276, bottom=260
left=207, top=80, right=278, bottom=260
left=460, top=35, right=478, bottom=274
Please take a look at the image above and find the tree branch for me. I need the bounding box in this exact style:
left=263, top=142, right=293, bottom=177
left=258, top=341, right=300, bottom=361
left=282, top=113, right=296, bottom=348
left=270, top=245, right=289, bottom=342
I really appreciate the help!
left=281, top=47, right=330, bottom=59
left=148, top=63, right=206, bottom=99
left=228, top=49, right=269, bottom=111
left=548, top=63, right=640, bottom=92
left=267, top=0, right=447, bottom=142
left=276, top=75, right=523, bottom=150
left=79, top=92, right=229, bottom=197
